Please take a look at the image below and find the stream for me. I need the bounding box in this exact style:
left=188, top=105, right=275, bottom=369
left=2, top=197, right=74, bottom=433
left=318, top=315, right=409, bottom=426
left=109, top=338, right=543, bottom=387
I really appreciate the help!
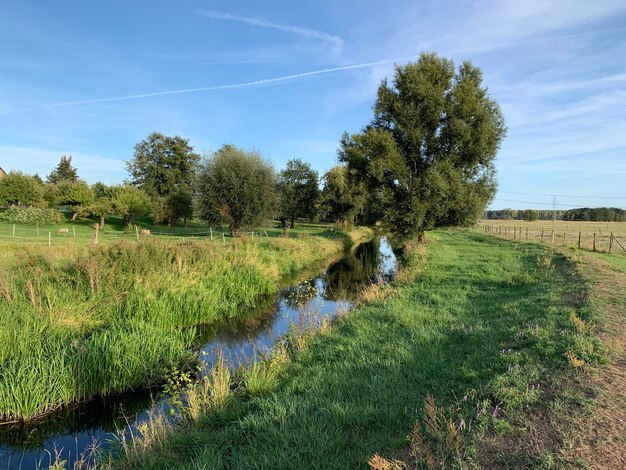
left=0, top=238, right=397, bottom=469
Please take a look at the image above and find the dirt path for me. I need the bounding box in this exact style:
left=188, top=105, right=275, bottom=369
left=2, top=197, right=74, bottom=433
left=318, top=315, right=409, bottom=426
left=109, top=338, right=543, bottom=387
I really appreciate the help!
left=561, top=254, right=626, bottom=469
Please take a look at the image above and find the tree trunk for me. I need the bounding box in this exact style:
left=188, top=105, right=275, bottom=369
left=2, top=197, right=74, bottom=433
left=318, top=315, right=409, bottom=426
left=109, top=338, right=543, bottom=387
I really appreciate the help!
left=418, top=231, right=426, bottom=244
left=71, top=212, right=78, bottom=221
left=290, top=215, right=295, bottom=229
left=184, top=217, right=188, bottom=228
left=99, top=215, right=105, bottom=231
left=168, top=219, right=173, bottom=233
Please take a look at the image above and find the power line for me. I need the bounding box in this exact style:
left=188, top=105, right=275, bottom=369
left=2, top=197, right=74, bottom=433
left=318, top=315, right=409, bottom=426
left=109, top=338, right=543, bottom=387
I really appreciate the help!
left=491, top=198, right=626, bottom=209
left=499, top=191, right=626, bottom=200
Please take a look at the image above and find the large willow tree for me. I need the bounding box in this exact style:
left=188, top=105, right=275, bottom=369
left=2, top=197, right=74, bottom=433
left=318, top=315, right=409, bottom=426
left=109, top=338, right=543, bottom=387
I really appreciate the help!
left=339, top=53, right=506, bottom=241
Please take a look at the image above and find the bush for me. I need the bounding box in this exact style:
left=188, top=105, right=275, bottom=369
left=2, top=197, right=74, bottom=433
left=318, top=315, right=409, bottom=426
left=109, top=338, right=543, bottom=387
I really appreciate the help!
left=0, top=207, right=62, bottom=224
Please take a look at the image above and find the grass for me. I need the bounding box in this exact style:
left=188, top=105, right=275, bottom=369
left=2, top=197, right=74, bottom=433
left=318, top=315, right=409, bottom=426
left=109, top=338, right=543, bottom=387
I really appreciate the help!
left=102, top=230, right=604, bottom=469
left=0, top=225, right=370, bottom=422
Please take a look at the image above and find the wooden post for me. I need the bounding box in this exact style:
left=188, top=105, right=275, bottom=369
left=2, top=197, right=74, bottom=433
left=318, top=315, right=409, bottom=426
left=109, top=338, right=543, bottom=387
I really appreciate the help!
left=12, top=224, right=15, bottom=237
left=210, top=228, right=213, bottom=241
left=578, top=232, right=581, bottom=249
left=526, top=228, right=528, bottom=240
left=222, top=233, right=225, bottom=243
left=251, top=231, right=254, bottom=240
left=48, top=232, right=51, bottom=247
left=609, top=232, right=613, bottom=254
left=92, top=223, right=99, bottom=246
left=540, top=230, right=544, bottom=243
left=135, top=225, right=139, bottom=241
left=551, top=231, right=554, bottom=244
left=593, top=233, right=596, bottom=252
left=563, top=232, right=566, bottom=246
left=514, top=227, right=517, bottom=240
left=72, top=226, right=76, bottom=239
left=264, top=231, right=268, bottom=237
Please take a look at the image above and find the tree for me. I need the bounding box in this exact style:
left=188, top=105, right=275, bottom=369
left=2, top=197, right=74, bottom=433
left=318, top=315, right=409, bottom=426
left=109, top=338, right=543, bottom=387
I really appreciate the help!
left=317, top=166, right=366, bottom=227
left=339, top=53, right=506, bottom=241
left=89, top=182, right=115, bottom=229
left=110, top=185, right=152, bottom=226
left=46, top=180, right=94, bottom=220
left=196, top=145, right=278, bottom=234
left=152, top=189, right=194, bottom=230
left=47, top=156, right=78, bottom=184
left=522, top=209, right=539, bottom=222
left=278, top=159, right=319, bottom=228
left=126, top=132, right=199, bottom=197
left=0, top=171, right=45, bottom=207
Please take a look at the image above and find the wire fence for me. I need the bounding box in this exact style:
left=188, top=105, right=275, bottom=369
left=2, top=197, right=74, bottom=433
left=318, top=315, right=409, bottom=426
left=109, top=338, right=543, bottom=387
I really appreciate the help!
left=0, top=224, right=275, bottom=247
left=477, top=223, right=626, bottom=256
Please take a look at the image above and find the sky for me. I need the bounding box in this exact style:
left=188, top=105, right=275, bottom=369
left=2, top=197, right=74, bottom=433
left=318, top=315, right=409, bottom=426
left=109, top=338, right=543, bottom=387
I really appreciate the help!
left=0, top=0, right=625, bottom=210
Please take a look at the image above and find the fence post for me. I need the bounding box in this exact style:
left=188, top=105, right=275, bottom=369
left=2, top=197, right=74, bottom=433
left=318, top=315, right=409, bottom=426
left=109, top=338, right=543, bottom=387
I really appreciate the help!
left=92, top=224, right=99, bottom=246
left=264, top=231, right=268, bottom=237
left=551, top=231, right=554, bottom=244
left=563, top=232, right=566, bottom=246
left=593, top=233, right=596, bottom=252
left=526, top=228, right=528, bottom=240
left=222, top=233, right=225, bottom=243
left=48, top=232, right=51, bottom=247
left=12, top=224, right=15, bottom=237
left=251, top=231, right=254, bottom=240
left=210, top=228, right=213, bottom=241
left=73, top=226, right=76, bottom=239
left=135, top=225, right=139, bottom=240
left=609, top=232, right=613, bottom=254
left=540, top=230, right=544, bottom=243
left=578, top=232, right=581, bottom=249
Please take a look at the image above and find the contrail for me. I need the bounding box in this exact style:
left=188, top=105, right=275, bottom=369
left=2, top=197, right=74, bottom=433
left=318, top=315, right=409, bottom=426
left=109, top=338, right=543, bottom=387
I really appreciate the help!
left=12, top=57, right=415, bottom=112
left=197, top=10, right=344, bottom=52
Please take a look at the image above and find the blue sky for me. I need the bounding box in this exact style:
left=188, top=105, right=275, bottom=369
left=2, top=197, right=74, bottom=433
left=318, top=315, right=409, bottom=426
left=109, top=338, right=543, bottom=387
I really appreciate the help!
left=1, top=0, right=625, bottom=210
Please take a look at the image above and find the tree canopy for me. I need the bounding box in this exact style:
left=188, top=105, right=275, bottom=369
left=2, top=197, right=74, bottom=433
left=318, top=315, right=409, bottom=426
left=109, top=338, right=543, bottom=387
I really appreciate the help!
left=339, top=53, right=506, bottom=240
left=196, top=145, right=278, bottom=233
left=46, top=180, right=94, bottom=220
left=278, top=159, right=319, bottom=227
left=317, top=166, right=366, bottom=227
left=127, top=132, right=199, bottom=197
left=47, top=156, right=78, bottom=184
left=0, top=171, right=45, bottom=207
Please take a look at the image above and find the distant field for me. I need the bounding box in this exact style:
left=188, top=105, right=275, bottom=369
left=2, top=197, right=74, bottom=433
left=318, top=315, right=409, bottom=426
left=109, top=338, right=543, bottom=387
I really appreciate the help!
left=478, top=219, right=626, bottom=255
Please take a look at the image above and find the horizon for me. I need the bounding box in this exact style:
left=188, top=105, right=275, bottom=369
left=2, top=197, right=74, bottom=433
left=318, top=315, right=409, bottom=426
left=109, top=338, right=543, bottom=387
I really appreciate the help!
left=1, top=0, right=625, bottom=211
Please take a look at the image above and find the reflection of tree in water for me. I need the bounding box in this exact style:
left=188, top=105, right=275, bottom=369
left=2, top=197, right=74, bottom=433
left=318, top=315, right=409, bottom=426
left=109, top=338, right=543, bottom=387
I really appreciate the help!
left=324, top=239, right=382, bottom=300
left=284, top=279, right=318, bottom=309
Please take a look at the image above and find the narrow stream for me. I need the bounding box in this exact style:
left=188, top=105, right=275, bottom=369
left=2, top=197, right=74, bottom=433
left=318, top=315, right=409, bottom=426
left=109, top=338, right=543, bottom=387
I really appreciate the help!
left=0, top=238, right=397, bottom=469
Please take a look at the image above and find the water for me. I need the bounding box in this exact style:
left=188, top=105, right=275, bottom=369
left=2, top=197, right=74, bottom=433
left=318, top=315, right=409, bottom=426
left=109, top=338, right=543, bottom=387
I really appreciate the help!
left=0, top=238, right=397, bottom=469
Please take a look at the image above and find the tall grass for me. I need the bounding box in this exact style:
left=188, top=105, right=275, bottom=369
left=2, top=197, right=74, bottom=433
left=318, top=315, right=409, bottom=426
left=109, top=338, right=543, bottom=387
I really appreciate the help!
left=101, top=231, right=603, bottom=469
left=0, top=230, right=366, bottom=422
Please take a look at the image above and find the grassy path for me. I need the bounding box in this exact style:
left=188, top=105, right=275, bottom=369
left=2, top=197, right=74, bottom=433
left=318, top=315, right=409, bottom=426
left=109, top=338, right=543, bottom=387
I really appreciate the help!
left=114, top=231, right=601, bottom=469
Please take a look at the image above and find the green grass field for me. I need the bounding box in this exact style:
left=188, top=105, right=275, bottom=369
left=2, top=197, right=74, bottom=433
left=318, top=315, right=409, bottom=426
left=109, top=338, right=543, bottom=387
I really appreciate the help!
left=106, top=230, right=605, bottom=469
left=0, top=224, right=370, bottom=422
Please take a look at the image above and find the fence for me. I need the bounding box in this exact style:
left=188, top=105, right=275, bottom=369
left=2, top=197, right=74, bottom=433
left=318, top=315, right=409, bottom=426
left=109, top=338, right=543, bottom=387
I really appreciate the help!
left=0, top=223, right=275, bottom=247
left=477, top=223, right=626, bottom=255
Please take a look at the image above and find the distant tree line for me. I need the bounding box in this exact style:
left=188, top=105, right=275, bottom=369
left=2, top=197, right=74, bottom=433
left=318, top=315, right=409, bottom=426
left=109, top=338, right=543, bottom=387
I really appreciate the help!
left=486, top=208, right=624, bottom=222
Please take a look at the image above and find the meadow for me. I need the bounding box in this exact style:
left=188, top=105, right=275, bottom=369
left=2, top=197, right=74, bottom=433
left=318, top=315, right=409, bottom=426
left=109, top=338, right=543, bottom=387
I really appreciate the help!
left=100, top=230, right=615, bottom=469
left=478, top=219, right=626, bottom=255
left=0, top=221, right=371, bottom=422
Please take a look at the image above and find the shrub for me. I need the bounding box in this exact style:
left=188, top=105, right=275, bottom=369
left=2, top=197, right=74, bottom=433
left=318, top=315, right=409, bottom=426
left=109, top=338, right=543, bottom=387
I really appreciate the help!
left=0, top=207, right=62, bottom=224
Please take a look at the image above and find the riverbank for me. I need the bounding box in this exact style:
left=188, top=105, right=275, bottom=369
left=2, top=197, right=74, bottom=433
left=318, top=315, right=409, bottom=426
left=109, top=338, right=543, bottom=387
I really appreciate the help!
left=0, top=227, right=371, bottom=423
left=103, top=231, right=612, bottom=469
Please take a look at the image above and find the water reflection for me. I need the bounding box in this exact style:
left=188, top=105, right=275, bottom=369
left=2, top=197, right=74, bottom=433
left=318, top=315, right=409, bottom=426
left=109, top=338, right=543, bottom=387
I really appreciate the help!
left=0, top=238, right=396, bottom=470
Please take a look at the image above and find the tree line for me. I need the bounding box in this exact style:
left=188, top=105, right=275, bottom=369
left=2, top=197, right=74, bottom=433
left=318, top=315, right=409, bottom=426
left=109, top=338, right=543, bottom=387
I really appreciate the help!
left=486, top=208, right=624, bottom=222
left=0, top=53, right=511, bottom=239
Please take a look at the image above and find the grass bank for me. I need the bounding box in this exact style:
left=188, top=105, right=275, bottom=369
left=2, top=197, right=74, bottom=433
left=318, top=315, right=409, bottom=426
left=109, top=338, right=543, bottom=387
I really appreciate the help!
left=103, top=230, right=604, bottom=469
left=0, top=227, right=371, bottom=422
